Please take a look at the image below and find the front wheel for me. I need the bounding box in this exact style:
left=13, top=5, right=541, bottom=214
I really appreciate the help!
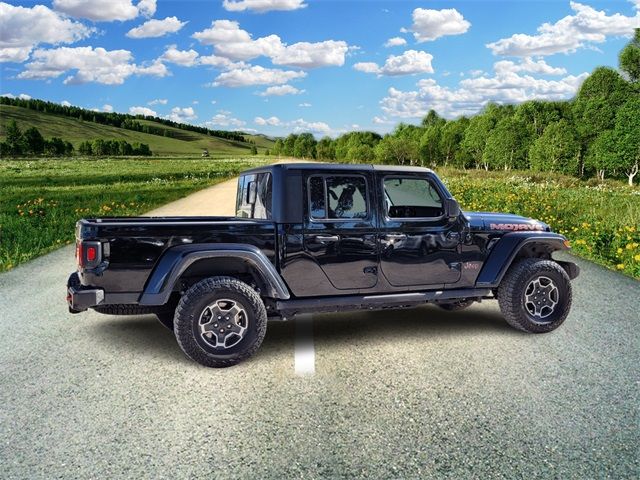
left=497, top=258, right=572, bottom=333
left=174, top=276, right=267, bottom=368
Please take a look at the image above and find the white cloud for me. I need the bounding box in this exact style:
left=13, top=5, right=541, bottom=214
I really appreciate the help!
left=61, top=100, right=72, bottom=106
left=18, top=46, right=169, bottom=85
left=292, top=118, right=331, bottom=135
left=255, top=116, right=281, bottom=126
left=271, top=40, right=349, bottom=68
left=148, top=98, right=167, bottom=106
left=130, top=106, right=156, bottom=116
left=487, top=2, right=640, bottom=57
left=1, top=92, right=32, bottom=100
left=102, top=104, right=113, bottom=112
left=212, top=64, right=306, bottom=87
left=127, top=16, right=186, bottom=39
left=160, top=45, right=199, bottom=66
left=354, top=50, right=434, bottom=76
left=206, top=111, right=246, bottom=127
left=298, top=102, right=312, bottom=107
left=135, top=59, right=169, bottom=77
left=258, top=84, right=304, bottom=96
left=384, top=37, right=407, bottom=48
left=353, top=62, right=381, bottom=74
left=167, top=106, right=197, bottom=123
left=53, top=0, right=155, bottom=22
left=137, top=0, right=156, bottom=17
left=222, top=0, right=307, bottom=13
left=372, top=116, right=393, bottom=125
left=406, top=8, right=471, bottom=42
left=0, top=2, right=92, bottom=63
left=193, top=20, right=349, bottom=68
left=199, top=54, right=244, bottom=69
left=494, top=57, right=567, bottom=76
left=380, top=64, right=589, bottom=119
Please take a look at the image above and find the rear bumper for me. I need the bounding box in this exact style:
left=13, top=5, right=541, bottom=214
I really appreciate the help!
left=67, top=272, right=104, bottom=313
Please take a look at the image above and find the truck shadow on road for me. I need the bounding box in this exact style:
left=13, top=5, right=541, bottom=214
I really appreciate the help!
left=90, top=304, right=515, bottom=363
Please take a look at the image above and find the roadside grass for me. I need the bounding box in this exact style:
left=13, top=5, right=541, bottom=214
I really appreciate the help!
left=439, top=168, right=640, bottom=279
left=0, top=157, right=270, bottom=272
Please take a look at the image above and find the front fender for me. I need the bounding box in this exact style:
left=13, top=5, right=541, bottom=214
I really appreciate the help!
left=138, top=243, right=290, bottom=305
left=475, top=232, right=570, bottom=288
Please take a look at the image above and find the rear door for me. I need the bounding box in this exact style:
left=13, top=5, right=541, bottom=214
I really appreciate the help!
left=378, top=173, right=462, bottom=288
left=302, top=172, right=378, bottom=291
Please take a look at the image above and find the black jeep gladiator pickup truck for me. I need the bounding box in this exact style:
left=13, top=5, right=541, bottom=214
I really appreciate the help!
left=68, top=163, right=579, bottom=367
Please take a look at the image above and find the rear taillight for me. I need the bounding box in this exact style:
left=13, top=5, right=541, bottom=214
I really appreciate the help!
left=76, top=241, right=102, bottom=269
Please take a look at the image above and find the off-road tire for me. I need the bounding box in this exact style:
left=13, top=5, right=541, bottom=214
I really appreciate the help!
left=498, top=258, right=572, bottom=333
left=174, top=276, right=267, bottom=368
left=437, top=299, right=474, bottom=311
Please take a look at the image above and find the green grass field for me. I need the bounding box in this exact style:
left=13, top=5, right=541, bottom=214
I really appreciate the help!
left=0, top=157, right=271, bottom=271
left=1, top=158, right=638, bottom=278
left=0, top=105, right=274, bottom=156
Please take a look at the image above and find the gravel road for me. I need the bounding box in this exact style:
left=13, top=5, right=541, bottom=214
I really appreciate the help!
left=1, top=174, right=638, bottom=479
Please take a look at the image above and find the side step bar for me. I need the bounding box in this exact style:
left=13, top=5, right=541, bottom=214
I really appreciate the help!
left=275, top=288, right=492, bottom=319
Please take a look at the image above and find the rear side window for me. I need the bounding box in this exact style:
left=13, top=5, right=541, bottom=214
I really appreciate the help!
left=236, top=172, right=272, bottom=219
left=308, top=175, right=368, bottom=220
left=384, top=177, right=443, bottom=219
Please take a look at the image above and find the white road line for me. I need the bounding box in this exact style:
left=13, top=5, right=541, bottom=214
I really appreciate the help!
left=294, top=314, right=315, bottom=376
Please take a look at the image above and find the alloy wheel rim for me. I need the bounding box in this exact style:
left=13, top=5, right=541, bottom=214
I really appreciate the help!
left=523, top=276, right=559, bottom=322
left=198, top=299, right=248, bottom=350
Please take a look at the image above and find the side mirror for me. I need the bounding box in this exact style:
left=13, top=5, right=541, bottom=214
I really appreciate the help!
left=247, top=181, right=257, bottom=204
left=444, top=198, right=460, bottom=219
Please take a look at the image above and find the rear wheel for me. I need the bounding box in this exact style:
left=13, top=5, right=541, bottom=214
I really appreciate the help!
left=174, top=276, right=267, bottom=368
left=498, top=258, right=572, bottom=333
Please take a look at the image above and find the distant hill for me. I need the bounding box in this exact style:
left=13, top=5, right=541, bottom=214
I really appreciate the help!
left=0, top=98, right=274, bottom=156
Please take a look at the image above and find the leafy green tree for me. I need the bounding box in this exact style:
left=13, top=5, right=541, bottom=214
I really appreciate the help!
left=462, top=114, right=493, bottom=169
left=316, top=137, right=336, bottom=160
left=419, top=123, right=444, bottom=167
left=273, top=138, right=284, bottom=156
left=78, top=141, right=92, bottom=155
left=439, top=117, right=469, bottom=167
left=515, top=100, right=568, bottom=136
left=346, top=143, right=374, bottom=162
left=619, top=28, right=640, bottom=83
left=529, top=120, right=580, bottom=175
left=613, top=97, right=640, bottom=185
left=421, top=109, right=445, bottom=128
left=250, top=145, right=258, bottom=155
left=23, top=127, right=45, bottom=155
left=375, top=135, right=419, bottom=165
left=265, top=149, right=270, bottom=156
left=586, top=130, right=618, bottom=180
left=293, top=133, right=316, bottom=158
left=283, top=134, right=297, bottom=157
left=45, top=137, right=66, bottom=156
left=64, top=141, right=74, bottom=156
left=483, top=116, right=532, bottom=170
left=4, top=120, right=24, bottom=155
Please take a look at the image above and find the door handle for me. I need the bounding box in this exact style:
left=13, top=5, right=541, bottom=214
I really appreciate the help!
left=385, top=234, right=406, bottom=240
left=314, top=235, right=340, bottom=243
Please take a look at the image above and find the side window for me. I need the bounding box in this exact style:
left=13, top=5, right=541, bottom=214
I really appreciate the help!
left=236, top=173, right=272, bottom=219
left=308, top=175, right=368, bottom=220
left=309, top=176, right=326, bottom=218
left=384, top=177, right=443, bottom=219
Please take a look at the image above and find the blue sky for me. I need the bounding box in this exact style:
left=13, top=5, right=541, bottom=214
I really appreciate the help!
left=1, top=0, right=639, bottom=136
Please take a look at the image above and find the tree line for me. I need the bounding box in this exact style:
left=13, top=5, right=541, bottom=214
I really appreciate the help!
left=0, top=96, right=247, bottom=143
left=0, top=121, right=152, bottom=157
left=274, top=30, right=640, bottom=185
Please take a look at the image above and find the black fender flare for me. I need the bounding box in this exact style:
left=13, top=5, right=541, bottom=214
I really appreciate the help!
left=475, top=232, right=574, bottom=288
left=138, top=243, right=290, bottom=305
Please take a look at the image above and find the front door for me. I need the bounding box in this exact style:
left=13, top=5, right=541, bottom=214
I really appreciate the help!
left=303, top=172, right=378, bottom=291
left=378, top=173, right=462, bottom=288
